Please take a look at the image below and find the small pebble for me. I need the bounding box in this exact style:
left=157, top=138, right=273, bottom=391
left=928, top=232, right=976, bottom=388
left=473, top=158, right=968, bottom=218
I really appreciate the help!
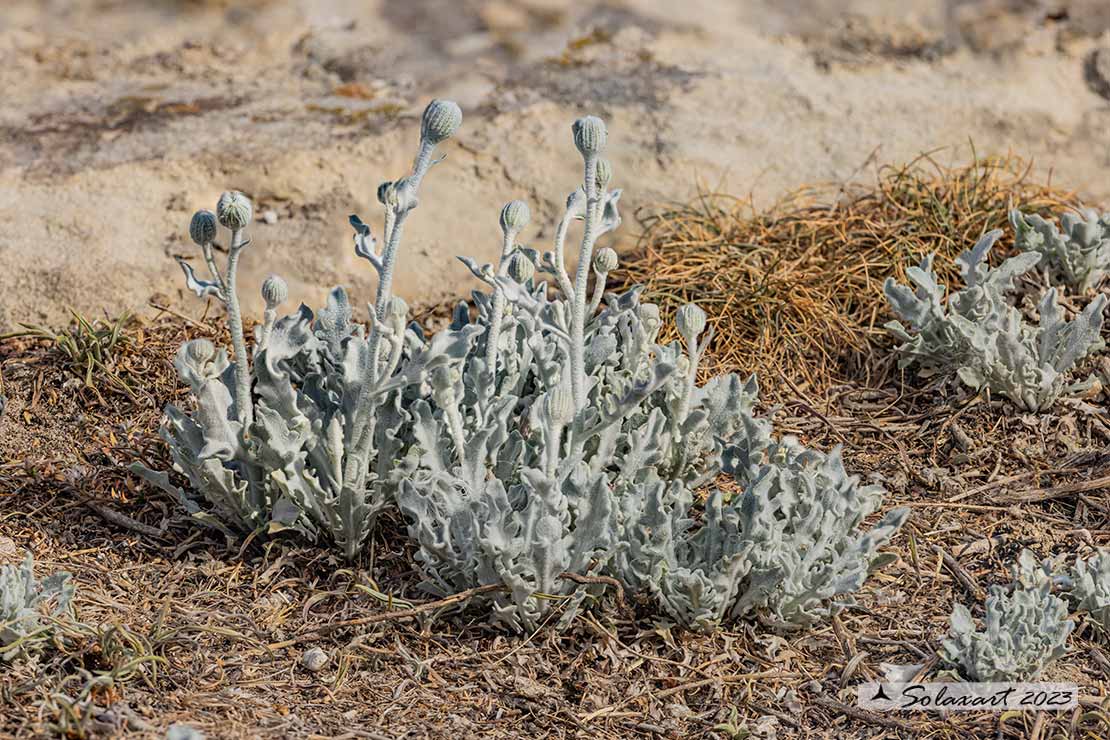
left=301, top=647, right=329, bottom=672
left=262, top=209, right=278, bottom=225
left=166, top=725, right=205, bottom=740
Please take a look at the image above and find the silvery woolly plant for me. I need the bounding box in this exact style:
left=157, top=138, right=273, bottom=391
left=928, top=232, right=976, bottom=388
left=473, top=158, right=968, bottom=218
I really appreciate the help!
left=394, top=116, right=905, bottom=632
left=1069, top=548, right=1110, bottom=633
left=940, top=550, right=1074, bottom=682
left=1, top=552, right=75, bottom=661
left=396, top=116, right=663, bottom=630
left=1011, top=208, right=1110, bottom=293
left=884, top=229, right=1107, bottom=412
left=614, top=431, right=909, bottom=632
left=134, top=100, right=481, bottom=558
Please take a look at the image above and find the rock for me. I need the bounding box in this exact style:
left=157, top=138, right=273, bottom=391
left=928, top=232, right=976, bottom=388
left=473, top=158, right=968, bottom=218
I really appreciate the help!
left=262, top=209, right=278, bottom=225
left=165, top=725, right=205, bottom=740
left=301, top=647, right=329, bottom=672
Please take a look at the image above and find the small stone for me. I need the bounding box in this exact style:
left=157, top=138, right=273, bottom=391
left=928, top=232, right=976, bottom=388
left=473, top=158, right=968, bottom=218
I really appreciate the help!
left=301, top=647, right=329, bottom=672
left=262, top=209, right=278, bottom=225
left=166, top=725, right=205, bottom=740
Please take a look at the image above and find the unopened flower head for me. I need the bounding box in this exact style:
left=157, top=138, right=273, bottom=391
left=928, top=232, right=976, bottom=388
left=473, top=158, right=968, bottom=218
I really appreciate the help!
left=547, top=383, right=576, bottom=425
left=499, top=200, right=531, bottom=236
left=420, top=99, right=462, bottom=145
left=261, top=275, right=288, bottom=308
left=594, top=247, right=618, bottom=273
left=572, top=116, right=607, bottom=158
left=189, top=209, right=217, bottom=246
left=509, top=253, right=535, bottom=283
left=676, top=303, right=708, bottom=339
left=595, top=158, right=613, bottom=190
left=216, top=191, right=253, bottom=230
left=185, top=338, right=217, bottom=364
left=389, top=295, right=409, bottom=319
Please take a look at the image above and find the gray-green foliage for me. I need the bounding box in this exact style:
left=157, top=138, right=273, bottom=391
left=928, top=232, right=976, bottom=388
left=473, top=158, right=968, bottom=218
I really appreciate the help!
left=941, top=550, right=1074, bottom=682
left=615, top=434, right=908, bottom=632
left=1, top=552, right=75, bottom=661
left=884, top=229, right=1107, bottom=411
left=394, top=115, right=906, bottom=632
left=1011, top=208, right=1110, bottom=293
left=138, top=100, right=905, bottom=633
left=134, top=101, right=479, bottom=558
left=1070, top=548, right=1110, bottom=632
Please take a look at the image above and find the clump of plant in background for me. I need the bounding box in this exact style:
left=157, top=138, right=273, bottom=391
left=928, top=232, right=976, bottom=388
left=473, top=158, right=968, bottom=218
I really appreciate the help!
left=1011, top=208, right=1110, bottom=293
left=1070, top=549, right=1110, bottom=633
left=615, top=433, right=908, bottom=632
left=940, top=550, right=1074, bottom=681
left=133, top=100, right=481, bottom=558
left=1, top=310, right=134, bottom=399
left=1, top=552, right=74, bottom=661
left=884, top=229, right=1107, bottom=411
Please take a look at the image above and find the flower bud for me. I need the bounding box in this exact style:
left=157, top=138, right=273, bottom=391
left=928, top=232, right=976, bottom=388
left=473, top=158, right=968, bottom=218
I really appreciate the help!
left=499, top=200, right=531, bottom=236
left=593, top=247, right=618, bottom=273
left=389, top=295, right=408, bottom=319
left=261, top=275, right=288, bottom=309
left=547, top=383, right=576, bottom=425
left=216, top=191, right=253, bottom=230
left=189, top=209, right=217, bottom=246
left=185, top=338, right=217, bottom=365
left=420, top=99, right=462, bottom=145
left=595, top=158, right=613, bottom=190
left=572, top=116, right=607, bottom=158
left=508, top=253, right=535, bottom=283
left=676, top=303, right=707, bottom=339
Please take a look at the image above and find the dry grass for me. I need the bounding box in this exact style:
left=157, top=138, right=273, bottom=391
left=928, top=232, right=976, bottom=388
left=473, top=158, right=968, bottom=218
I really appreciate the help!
left=1, top=158, right=1109, bottom=738
left=617, top=153, right=1078, bottom=396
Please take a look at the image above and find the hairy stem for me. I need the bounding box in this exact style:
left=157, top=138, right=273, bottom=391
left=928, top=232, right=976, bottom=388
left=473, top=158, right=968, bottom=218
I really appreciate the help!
left=551, top=211, right=575, bottom=298
left=569, top=155, right=599, bottom=411
left=225, top=229, right=253, bottom=429
left=202, top=242, right=227, bottom=294
left=587, top=268, right=607, bottom=316
left=484, top=231, right=515, bottom=386
left=258, top=307, right=277, bottom=352
left=445, top=402, right=467, bottom=461
left=545, top=424, right=565, bottom=479
left=347, top=148, right=436, bottom=485
left=676, top=338, right=698, bottom=428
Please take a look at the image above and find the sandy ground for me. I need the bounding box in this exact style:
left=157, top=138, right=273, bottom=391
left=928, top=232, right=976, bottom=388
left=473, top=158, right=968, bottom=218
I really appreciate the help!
left=2, top=0, right=1110, bottom=329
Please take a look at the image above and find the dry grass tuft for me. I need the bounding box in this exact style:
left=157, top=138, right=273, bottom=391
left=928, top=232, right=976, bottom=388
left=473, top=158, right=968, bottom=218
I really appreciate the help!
left=617, top=152, right=1078, bottom=396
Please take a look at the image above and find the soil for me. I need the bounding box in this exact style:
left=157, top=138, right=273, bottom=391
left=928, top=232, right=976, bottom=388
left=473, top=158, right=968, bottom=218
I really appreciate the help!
left=3, top=0, right=1110, bottom=329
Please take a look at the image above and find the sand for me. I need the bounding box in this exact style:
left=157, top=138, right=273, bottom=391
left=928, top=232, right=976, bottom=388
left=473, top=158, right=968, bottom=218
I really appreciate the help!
left=2, top=0, right=1109, bottom=329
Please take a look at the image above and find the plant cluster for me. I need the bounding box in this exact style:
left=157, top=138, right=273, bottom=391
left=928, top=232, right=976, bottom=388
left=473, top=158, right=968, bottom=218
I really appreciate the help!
left=940, top=550, right=1074, bottom=682
left=1, top=552, right=74, bottom=661
left=1011, top=207, right=1110, bottom=293
left=1069, top=548, right=1110, bottom=633
left=134, top=101, right=478, bottom=559
left=884, top=229, right=1107, bottom=411
left=135, top=101, right=906, bottom=633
